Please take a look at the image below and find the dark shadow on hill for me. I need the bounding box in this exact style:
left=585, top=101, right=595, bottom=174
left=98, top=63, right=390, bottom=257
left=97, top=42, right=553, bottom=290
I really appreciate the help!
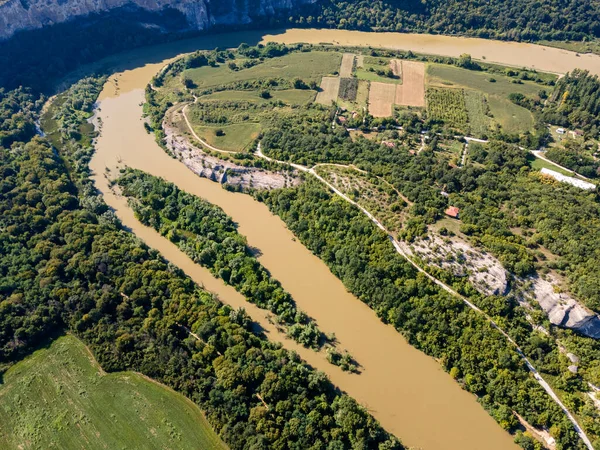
left=0, top=6, right=274, bottom=93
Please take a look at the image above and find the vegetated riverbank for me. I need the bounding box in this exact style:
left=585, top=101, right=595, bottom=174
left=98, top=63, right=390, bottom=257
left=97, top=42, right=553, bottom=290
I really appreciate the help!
left=2, top=74, right=403, bottom=450
left=90, top=42, right=522, bottom=450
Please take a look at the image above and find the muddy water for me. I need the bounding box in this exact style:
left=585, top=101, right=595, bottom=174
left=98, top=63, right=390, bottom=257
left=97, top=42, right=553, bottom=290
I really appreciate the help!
left=83, top=30, right=593, bottom=450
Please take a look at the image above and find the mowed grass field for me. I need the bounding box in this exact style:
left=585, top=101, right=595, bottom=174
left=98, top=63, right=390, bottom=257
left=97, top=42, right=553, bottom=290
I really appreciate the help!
left=529, top=154, right=575, bottom=176
left=0, top=335, right=227, bottom=450
left=193, top=122, right=261, bottom=151
left=185, top=52, right=342, bottom=88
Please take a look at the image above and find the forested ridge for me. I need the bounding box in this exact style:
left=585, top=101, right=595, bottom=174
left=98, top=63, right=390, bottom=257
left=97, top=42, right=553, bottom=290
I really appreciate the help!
left=291, top=0, right=600, bottom=41
left=0, top=79, right=401, bottom=449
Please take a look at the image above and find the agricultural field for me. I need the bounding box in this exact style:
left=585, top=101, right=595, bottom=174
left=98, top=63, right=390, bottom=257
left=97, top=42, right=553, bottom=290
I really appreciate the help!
left=0, top=335, right=226, bottom=450
left=200, top=89, right=315, bottom=105
left=337, top=80, right=369, bottom=112
left=184, top=51, right=342, bottom=89
left=464, top=90, right=491, bottom=136
left=427, top=63, right=547, bottom=97
left=316, top=76, right=341, bottom=105
left=339, top=53, right=356, bottom=77
left=426, top=87, right=469, bottom=130
left=191, top=123, right=262, bottom=151
left=487, top=95, right=534, bottom=134
left=426, top=63, right=541, bottom=134
left=355, top=56, right=402, bottom=85
left=395, top=60, right=425, bottom=107
left=369, top=82, right=397, bottom=117
left=338, top=77, right=359, bottom=101
left=315, top=165, right=407, bottom=233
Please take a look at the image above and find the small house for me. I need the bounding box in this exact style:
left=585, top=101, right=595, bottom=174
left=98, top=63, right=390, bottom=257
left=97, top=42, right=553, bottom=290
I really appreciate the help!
left=556, top=128, right=565, bottom=135
left=381, top=140, right=395, bottom=148
left=338, top=116, right=347, bottom=124
left=445, top=206, right=460, bottom=219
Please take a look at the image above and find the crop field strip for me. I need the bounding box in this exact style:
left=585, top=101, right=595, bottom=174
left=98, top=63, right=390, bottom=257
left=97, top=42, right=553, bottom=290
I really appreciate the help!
left=463, top=90, right=491, bottom=136
left=395, top=60, right=425, bottom=107
left=316, top=76, right=341, bottom=105
left=339, top=53, right=356, bottom=77
left=339, top=77, right=359, bottom=101
left=369, top=82, right=397, bottom=117
left=426, top=87, right=469, bottom=130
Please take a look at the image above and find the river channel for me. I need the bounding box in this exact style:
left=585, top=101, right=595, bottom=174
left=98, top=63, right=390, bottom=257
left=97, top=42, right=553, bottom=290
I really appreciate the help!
left=88, top=28, right=600, bottom=449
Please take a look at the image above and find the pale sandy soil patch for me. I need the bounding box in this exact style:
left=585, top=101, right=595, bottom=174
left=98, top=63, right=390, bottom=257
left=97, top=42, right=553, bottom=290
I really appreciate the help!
left=369, top=82, right=396, bottom=117
left=316, top=76, right=341, bottom=105
left=340, top=53, right=356, bottom=77
left=395, top=60, right=425, bottom=107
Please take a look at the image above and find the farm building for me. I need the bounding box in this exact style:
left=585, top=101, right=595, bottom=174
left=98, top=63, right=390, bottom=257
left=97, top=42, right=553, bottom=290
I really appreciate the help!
left=445, top=206, right=460, bottom=219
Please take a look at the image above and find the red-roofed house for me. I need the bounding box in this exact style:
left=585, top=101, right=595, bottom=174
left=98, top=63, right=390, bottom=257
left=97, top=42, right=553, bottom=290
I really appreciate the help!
left=445, top=206, right=460, bottom=219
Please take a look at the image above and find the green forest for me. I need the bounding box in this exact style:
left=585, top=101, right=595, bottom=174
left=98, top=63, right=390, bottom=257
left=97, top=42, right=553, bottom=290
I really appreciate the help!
left=0, top=79, right=400, bottom=449
left=117, top=170, right=325, bottom=350
left=291, top=0, right=600, bottom=41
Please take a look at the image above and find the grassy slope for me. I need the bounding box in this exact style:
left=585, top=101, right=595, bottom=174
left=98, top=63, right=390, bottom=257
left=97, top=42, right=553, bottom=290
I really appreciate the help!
left=529, top=154, right=576, bottom=176
left=185, top=52, right=342, bottom=88
left=0, top=335, right=227, bottom=450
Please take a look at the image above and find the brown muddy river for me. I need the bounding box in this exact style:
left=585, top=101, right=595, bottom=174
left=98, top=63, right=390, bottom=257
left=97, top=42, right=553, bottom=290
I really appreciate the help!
left=88, top=28, right=600, bottom=449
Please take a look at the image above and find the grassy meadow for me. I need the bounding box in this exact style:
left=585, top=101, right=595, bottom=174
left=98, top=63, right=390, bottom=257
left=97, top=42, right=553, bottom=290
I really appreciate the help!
left=184, top=51, right=341, bottom=88
left=0, top=335, right=227, bottom=450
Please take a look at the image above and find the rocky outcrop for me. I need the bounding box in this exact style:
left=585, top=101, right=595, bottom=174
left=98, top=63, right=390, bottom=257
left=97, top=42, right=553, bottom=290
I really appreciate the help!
left=525, top=275, right=600, bottom=339
left=399, top=233, right=508, bottom=297
left=0, top=0, right=314, bottom=40
left=163, top=107, right=300, bottom=191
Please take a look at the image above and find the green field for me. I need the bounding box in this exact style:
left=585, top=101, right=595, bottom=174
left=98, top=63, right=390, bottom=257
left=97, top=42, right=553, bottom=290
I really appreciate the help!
left=487, top=95, right=534, bottom=134
left=200, top=89, right=315, bottom=105
left=0, top=335, right=226, bottom=450
left=184, top=52, right=342, bottom=88
left=464, top=90, right=491, bottom=136
left=529, top=154, right=575, bottom=176
left=427, top=64, right=538, bottom=134
left=427, top=63, right=546, bottom=97
left=192, top=122, right=261, bottom=151
left=355, top=68, right=402, bottom=84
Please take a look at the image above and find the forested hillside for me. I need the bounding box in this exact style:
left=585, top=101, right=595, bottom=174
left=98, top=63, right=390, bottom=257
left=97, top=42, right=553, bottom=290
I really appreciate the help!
left=292, top=0, right=600, bottom=41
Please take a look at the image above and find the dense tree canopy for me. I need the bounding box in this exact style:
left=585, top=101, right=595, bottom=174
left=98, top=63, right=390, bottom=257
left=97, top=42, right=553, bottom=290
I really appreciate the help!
left=0, top=80, right=401, bottom=450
